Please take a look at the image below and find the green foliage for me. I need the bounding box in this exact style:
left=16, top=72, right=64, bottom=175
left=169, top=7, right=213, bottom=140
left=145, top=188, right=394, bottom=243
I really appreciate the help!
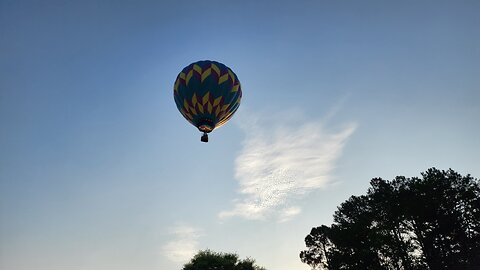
left=300, top=168, right=480, bottom=270
left=182, top=250, right=266, bottom=270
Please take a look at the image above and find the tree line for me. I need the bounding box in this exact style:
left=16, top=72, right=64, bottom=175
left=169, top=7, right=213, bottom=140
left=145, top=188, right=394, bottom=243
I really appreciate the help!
left=300, top=168, right=480, bottom=270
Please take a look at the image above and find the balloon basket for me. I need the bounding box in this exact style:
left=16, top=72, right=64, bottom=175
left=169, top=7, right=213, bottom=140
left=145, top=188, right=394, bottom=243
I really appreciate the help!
left=201, top=133, right=209, bottom=143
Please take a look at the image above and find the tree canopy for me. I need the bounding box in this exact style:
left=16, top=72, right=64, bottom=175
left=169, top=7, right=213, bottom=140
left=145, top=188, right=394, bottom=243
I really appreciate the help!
left=300, top=168, right=480, bottom=270
left=182, top=250, right=266, bottom=270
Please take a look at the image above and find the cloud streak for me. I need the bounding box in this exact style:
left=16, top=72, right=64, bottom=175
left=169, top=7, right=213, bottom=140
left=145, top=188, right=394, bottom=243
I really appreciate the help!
left=162, top=224, right=202, bottom=264
left=219, top=110, right=356, bottom=222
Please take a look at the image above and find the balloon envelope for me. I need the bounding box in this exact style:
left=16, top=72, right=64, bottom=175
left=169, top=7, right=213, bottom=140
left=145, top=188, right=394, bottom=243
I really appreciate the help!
left=173, top=60, right=242, bottom=140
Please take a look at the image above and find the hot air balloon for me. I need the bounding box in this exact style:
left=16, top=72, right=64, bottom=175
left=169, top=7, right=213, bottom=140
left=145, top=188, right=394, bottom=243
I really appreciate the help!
left=173, top=60, right=242, bottom=142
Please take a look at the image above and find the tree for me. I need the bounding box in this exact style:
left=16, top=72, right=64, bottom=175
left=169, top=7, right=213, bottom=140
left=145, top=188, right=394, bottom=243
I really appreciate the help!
left=182, top=250, right=266, bottom=270
left=300, top=168, right=480, bottom=270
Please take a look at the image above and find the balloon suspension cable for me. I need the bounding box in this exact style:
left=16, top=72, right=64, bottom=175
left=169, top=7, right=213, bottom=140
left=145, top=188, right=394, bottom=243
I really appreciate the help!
left=201, top=132, right=209, bottom=143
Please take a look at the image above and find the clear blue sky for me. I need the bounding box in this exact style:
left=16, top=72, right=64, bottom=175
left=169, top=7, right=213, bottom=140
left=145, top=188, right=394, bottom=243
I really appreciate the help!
left=1, top=1, right=479, bottom=269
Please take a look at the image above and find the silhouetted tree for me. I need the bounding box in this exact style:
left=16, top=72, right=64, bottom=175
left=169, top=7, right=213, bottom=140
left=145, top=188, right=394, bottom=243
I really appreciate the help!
left=182, top=250, right=266, bottom=270
left=300, top=168, right=480, bottom=270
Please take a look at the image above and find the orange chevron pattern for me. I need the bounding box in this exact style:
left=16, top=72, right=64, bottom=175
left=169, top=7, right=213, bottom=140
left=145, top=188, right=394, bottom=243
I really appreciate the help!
left=181, top=91, right=233, bottom=121
left=173, top=62, right=240, bottom=91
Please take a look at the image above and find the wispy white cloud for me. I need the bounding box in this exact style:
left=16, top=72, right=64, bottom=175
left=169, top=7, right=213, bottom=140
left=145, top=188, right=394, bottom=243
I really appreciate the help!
left=277, top=206, right=302, bottom=223
left=162, top=224, right=203, bottom=264
left=219, top=109, right=356, bottom=222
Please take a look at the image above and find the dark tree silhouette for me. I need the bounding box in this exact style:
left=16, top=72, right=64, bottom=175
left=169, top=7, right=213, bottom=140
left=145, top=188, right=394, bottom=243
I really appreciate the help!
left=182, top=250, right=266, bottom=270
left=300, top=168, right=480, bottom=270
